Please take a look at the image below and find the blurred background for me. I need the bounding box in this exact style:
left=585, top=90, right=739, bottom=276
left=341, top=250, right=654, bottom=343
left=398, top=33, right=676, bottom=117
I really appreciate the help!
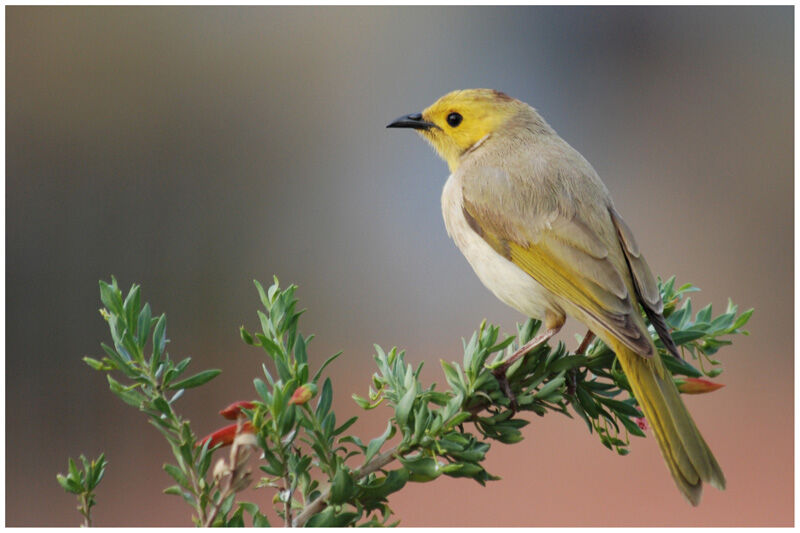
left=6, top=6, right=793, bottom=526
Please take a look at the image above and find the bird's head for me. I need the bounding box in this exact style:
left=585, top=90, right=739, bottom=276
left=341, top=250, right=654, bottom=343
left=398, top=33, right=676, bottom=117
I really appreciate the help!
left=387, top=89, right=526, bottom=172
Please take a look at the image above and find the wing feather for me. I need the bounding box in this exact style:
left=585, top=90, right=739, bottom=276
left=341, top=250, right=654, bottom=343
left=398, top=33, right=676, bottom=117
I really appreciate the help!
left=459, top=163, right=656, bottom=357
left=610, top=208, right=681, bottom=359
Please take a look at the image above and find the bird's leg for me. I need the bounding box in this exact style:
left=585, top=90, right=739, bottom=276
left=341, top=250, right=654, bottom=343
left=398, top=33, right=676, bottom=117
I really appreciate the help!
left=576, top=329, right=596, bottom=355
left=492, top=315, right=564, bottom=410
left=567, top=330, right=596, bottom=396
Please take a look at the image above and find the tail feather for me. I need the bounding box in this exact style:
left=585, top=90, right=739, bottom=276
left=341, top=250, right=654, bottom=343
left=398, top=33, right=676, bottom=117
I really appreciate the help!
left=613, top=341, right=725, bottom=505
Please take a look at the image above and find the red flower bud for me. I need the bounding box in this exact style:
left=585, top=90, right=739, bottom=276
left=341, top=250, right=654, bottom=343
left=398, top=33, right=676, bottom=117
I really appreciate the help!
left=633, top=408, right=649, bottom=431
left=675, top=377, right=724, bottom=395
left=197, top=421, right=254, bottom=448
left=219, top=400, right=257, bottom=420
left=288, top=383, right=317, bottom=406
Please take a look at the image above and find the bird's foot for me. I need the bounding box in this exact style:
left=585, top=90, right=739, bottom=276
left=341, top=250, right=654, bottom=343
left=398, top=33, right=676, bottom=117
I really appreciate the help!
left=489, top=327, right=561, bottom=411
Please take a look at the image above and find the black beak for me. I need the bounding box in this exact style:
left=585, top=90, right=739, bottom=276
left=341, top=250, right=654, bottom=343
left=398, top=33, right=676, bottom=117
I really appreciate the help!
left=387, top=112, right=436, bottom=131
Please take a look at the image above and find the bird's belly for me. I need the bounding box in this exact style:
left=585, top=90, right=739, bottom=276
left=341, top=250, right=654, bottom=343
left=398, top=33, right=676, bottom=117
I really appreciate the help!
left=441, top=175, right=552, bottom=320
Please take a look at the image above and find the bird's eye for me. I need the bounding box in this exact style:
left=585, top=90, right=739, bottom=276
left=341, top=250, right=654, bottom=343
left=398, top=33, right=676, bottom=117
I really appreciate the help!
left=446, top=112, right=463, bottom=127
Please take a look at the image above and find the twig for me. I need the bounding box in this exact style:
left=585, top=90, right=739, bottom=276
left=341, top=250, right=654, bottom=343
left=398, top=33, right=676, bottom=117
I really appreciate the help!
left=292, top=446, right=400, bottom=527
left=202, top=420, right=254, bottom=527
left=283, top=472, right=293, bottom=527
left=79, top=493, right=91, bottom=527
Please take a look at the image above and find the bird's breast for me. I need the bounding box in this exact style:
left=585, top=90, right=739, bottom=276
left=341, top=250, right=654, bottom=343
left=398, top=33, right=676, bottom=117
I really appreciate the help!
left=441, top=174, right=553, bottom=320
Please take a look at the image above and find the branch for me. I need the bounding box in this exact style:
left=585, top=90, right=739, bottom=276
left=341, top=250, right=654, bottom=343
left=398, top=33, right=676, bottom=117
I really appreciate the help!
left=293, top=446, right=400, bottom=527
left=67, top=275, right=750, bottom=527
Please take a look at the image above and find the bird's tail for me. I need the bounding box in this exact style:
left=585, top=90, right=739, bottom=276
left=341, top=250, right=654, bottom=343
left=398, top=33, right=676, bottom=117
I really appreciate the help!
left=612, top=340, right=725, bottom=505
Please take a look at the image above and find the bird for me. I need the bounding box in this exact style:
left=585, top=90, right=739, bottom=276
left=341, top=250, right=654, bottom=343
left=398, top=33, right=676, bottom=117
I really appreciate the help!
left=387, top=89, right=724, bottom=505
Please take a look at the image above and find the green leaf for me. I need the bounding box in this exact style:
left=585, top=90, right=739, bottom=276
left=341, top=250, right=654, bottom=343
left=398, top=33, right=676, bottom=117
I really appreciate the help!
left=252, top=378, right=270, bottom=404
left=240, top=326, right=255, bottom=345
left=136, top=303, right=151, bottom=348
left=252, top=512, right=270, bottom=527
left=618, top=412, right=646, bottom=438
left=570, top=395, right=593, bottom=431
left=56, top=473, right=81, bottom=494
left=596, top=397, right=641, bottom=418
left=329, top=465, right=356, bottom=504
left=487, top=335, right=516, bottom=354
left=152, top=396, right=172, bottom=417
left=576, top=390, right=602, bottom=420
left=254, top=279, right=269, bottom=308
left=365, top=421, right=394, bottom=463
left=107, top=375, right=143, bottom=408
left=163, top=485, right=184, bottom=497
left=533, top=374, right=565, bottom=399
left=226, top=506, right=245, bottom=527
left=88, top=454, right=107, bottom=488
left=163, top=464, right=190, bottom=489
left=357, top=468, right=409, bottom=502
left=399, top=454, right=441, bottom=481
left=123, top=285, right=141, bottom=331
left=339, top=434, right=366, bottom=451
left=695, top=303, right=713, bottom=324
left=305, top=507, right=358, bottom=527
left=292, top=335, right=308, bottom=366
left=333, top=416, right=358, bottom=436
left=411, top=404, right=430, bottom=443
left=315, top=378, right=333, bottom=418
left=441, top=461, right=485, bottom=479
left=237, top=502, right=269, bottom=527
left=256, top=332, right=284, bottom=360
left=82, top=357, right=106, bottom=370
left=549, top=355, right=588, bottom=373
left=352, top=393, right=376, bottom=410
left=99, top=279, right=123, bottom=316
left=170, top=357, right=192, bottom=380
left=99, top=342, right=137, bottom=377
left=669, top=329, right=707, bottom=345
left=489, top=422, right=524, bottom=444
left=274, top=353, right=293, bottom=382
left=661, top=354, right=702, bottom=378
left=168, top=369, right=221, bottom=390
left=218, top=493, right=236, bottom=521
left=312, top=351, right=343, bottom=384
left=731, top=308, right=754, bottom=331
left=320, top=411, right=336, bottom=438
left=445, top=411, right=471, bottom=429
left=395, top=385, right=416, bottom=428
left=440, top=360, right=464, bottom=392
left=152, top=314, right=167, bottom=360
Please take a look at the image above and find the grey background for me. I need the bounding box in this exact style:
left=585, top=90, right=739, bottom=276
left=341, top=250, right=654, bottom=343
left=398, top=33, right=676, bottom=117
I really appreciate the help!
left=7, top=6, right=792, bottom=526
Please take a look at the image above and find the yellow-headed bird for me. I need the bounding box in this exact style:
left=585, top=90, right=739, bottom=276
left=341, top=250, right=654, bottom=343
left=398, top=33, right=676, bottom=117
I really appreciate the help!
left=388, top=89, right=724, bottom=505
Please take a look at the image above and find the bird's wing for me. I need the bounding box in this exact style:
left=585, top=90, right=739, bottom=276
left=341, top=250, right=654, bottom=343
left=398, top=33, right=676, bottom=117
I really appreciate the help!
left=609, top=207, right=680, bottom=359
left=460, top=165, right=655, bottom=357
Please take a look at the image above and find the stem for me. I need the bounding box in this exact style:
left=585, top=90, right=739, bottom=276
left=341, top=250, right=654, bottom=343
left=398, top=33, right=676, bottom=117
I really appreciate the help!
left=283, top=471, right=293, bottom=527
left=292, top=446, right=400, bottom=527
left=202, top=420, right=252, bottom=527
left=188, top=465, right=207, bottom=525
left=301, top=404, right=336, bottom=477
left=202, top=463, right=235, bottom=527
left=79, top=493, right=91, bottom=527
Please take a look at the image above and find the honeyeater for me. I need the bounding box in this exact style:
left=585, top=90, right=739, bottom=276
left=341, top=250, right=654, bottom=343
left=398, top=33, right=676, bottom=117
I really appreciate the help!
left=387, top=89, right=724, bottom=505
